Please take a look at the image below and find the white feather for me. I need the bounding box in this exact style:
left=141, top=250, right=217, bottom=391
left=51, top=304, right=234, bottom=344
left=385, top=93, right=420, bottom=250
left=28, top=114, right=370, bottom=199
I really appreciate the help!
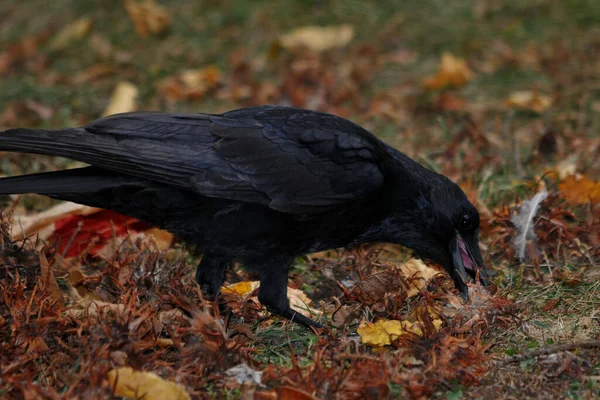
left=511, top=190, right=548, bottom=260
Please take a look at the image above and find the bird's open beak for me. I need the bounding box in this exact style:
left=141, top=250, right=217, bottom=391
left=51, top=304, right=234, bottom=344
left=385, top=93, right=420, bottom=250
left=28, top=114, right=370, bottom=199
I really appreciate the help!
left=449, top=233, right=490, bottom=299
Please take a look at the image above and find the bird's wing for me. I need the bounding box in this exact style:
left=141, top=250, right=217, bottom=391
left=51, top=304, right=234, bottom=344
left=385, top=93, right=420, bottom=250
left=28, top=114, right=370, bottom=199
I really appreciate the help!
left=3, top=107, right=385, bottom=213
left=207, top=106, right=385, bottom=213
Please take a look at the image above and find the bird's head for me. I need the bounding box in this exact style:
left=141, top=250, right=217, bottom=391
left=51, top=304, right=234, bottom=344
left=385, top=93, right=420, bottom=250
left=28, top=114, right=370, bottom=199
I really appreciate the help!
left=382, top=171, right=490, bottom=298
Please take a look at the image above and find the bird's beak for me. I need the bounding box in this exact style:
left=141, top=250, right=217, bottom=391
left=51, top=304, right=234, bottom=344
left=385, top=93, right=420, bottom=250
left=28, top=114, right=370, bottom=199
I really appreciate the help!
left=449, top=232, right=490, bottom=299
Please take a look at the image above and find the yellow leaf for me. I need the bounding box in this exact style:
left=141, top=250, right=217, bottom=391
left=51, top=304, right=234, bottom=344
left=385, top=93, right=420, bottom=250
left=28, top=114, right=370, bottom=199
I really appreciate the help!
left=222, top=281, right=321, bottom=318
left=558, top=175, right=600, bottom=205
left=278, top=24, right=354, bottom=52
left=49, top=17, right=94, bottom=51
left=505, top=91, right=551, bottom=112
left=222, top=281, right=259, bottom=296
left=102, top=81, right=138, bottom=116
left=400, top=259, right=443, bottom=297
left=424, top=52, right=474, bottom=90
left=357, top=317, right=443, bottom=346
left=124, top=0, right=171, bottom=38
left=107, top=367, right=190, bottom=400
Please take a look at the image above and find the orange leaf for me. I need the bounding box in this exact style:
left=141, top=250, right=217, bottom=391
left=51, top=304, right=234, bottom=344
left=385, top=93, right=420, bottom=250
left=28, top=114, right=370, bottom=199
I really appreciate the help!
left=558, top=175, right=600, bottom=205
left=424, top=52, right=473, bottom=90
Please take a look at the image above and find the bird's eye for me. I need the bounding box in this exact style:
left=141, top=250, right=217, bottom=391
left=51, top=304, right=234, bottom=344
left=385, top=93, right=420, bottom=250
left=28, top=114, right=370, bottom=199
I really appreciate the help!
left=460, top=214, right=472, bottom=231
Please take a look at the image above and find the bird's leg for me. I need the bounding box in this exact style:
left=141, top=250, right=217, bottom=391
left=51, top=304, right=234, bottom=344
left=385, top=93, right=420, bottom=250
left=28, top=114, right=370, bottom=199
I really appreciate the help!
left=195, top=253, right=229, bottom=300
left=257, top=258, right=322, bottom=329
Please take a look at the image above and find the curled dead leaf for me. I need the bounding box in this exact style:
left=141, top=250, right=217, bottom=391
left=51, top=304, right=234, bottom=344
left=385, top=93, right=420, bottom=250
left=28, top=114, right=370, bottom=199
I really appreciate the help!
left=157, top=66, right=221, bottom=101
left=39, top=252, right=65, bottom=307
left=424, top=52, right=474, bottom=90
left=505, top=91, right=551, bottom=113
left=107, top=367, right=190, bottom=400
left=124, top=0, right=171, bottom=37
left=399, top=258, right=443, bottom=297
left=278, top=24, right=354, bottom=52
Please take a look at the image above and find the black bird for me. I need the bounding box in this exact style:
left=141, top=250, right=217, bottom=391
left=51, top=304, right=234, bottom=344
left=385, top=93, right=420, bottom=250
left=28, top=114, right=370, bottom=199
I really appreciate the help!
left=0, top=106, right=489, bottom=327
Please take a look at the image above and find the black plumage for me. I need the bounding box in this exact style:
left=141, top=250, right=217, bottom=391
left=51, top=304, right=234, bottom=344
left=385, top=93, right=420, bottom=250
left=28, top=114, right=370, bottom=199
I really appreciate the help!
left=0, top=105, right=489, bottom=327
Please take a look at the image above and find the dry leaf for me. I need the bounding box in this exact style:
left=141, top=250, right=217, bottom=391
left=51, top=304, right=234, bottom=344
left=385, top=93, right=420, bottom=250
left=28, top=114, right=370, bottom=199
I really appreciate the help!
left=399, top=258, right=443, bottom=297
left=278, top=386, right=319, bottom=400
left=511, top=191, right=548, bottom=260
left=157, top=66, right=221, bottom=101
left=124, top=0, right=171, bottom=37
left=558, top=175, right=600, bottom=205
left=107, top=367, right=190, bottom=400
left=222, top=281, right=320, bottom=318
left=357, top=317, right=443, bottom=346
left=506, top=91, right=551, bottom=112
left=424, top=52, right=474, bottom=90
left=222, top=281, right=259, bottom=296
left=278, top=24, right=354, bottom=52
left=102, top=81, right=138, bottom=116
left=48, top=17, right=94, bottom=51
left=39, top=252, right=65, bottom=307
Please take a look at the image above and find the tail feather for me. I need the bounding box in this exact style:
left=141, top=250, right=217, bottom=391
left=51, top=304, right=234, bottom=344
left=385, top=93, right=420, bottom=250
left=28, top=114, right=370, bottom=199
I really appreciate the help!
left=0, top=167, right=135, bottom=195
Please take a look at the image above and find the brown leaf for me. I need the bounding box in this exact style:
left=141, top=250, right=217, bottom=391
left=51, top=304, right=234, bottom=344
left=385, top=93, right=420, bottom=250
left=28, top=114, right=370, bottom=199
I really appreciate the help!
left=424, top=52, right=474, bottom=90
left=352, top=271, right=403, bottom=304
left=278, top=386, right=318, bottom=400
left=38, top=252, right=65, bottom=308
left=124, top=0, right=171, bottom=37
left=156, top=66, right=221, bottom=101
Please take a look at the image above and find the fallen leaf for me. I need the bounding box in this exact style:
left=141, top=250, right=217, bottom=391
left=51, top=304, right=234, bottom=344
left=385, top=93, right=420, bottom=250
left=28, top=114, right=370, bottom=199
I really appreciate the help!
left=424, top=52, right=474, bottom=90
left=124, top=0, right=171, bottom=37
left=38, top=252, right=65, bottom=307
left=102, top=81, right=138, bottom=116
left=399, top=259, right=443, bottom=297
left=222, top=281, right=320, bottom=318
left=506, top=91, right=551, bottom=113
left=357, top=317, right=443, bottom=346
left=156, top=66, right=221, bottom=101
left=558, top=175, right=600, bottom=205
left=353, top=272, right=402, bottom=304
left=278, top=24, right=354, bottom=52
left=278, top=386, right=319, bottom=400
left=107, top=367, right=190, bottom=400
left=48, top=17, right=94, bottom=51
left=222, top=281, right=259, bottom=296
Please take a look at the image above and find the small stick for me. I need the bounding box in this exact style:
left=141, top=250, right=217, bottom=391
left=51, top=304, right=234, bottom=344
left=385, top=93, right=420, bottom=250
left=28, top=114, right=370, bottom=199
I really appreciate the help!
left=502, top=340, right=600, bottom=364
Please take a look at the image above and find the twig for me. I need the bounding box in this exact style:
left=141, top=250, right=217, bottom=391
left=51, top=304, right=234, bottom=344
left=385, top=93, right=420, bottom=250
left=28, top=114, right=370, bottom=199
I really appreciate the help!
left=502, top=340, right=600, bottom=364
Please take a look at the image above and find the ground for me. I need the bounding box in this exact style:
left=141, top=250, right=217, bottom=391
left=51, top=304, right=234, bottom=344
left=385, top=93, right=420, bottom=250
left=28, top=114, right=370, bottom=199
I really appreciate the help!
left=0, top=1, right=599, bottom=399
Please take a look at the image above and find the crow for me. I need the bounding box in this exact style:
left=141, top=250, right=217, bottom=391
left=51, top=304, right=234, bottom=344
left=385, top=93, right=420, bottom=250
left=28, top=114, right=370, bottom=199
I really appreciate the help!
left=0, top=105, right=489, bottom=328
